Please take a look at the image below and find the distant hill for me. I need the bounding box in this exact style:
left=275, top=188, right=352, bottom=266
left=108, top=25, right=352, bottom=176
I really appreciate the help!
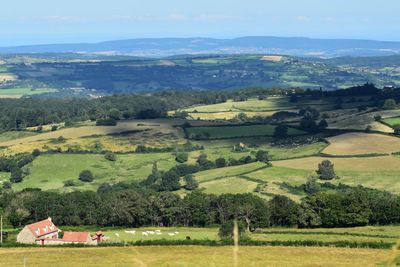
left=1, top=36, right=400, bottom=57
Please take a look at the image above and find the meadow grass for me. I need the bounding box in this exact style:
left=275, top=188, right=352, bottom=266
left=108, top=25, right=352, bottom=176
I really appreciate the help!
left=0, top=246, right=392, bottom=267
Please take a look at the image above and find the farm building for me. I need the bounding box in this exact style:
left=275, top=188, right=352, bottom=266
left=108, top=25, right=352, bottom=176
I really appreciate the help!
left=17, top=218, right=104, bottom=245
left=17, top=217, right=60, bottom=244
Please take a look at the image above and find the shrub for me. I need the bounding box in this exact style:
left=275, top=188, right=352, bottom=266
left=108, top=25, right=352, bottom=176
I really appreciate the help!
left=32, top=149, right=41, bottom=157
left=383, top=99, right=397, bottom=110
left=317, top=160, right=336, bottom=180
left=184, top=174, right=199, bottom=190
left=51, top=125, right=58, bottom=131
left=63, top=180, right=75, bottom=187
left=10, top=168, right=23, bottom=183
left=79, top=170, right=94, bottom=183
left=104, top=152, right=117, bottom=161
left=273, top=125, right=288, bottom=138
left=175, top=152, right=188, bottom=163
left=255, top=150, right=269, bottom=162
left=215, top=158, right=227, bottom=168
left=36, top=126, right=43, bottom=132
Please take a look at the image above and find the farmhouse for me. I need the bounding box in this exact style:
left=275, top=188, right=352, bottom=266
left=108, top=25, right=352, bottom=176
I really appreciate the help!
left=17, top=218, right=103, bottom=245
left=17, top=217, right=60, bottom=244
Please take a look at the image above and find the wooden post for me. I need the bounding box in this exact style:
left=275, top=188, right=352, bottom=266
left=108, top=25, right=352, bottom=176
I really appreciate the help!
left=0, top=215, right=3, bottom=244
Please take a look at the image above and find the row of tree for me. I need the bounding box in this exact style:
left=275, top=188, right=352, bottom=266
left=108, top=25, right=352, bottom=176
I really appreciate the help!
left=1, top=182, right=399, bottom=230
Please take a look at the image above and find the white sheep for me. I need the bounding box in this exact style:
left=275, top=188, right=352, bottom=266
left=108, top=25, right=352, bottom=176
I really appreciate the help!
left=142, top=232, right=148, bottom=236
left=168, top=233, right=175, bottom=236
left=115, top=233, right=120, bottom=237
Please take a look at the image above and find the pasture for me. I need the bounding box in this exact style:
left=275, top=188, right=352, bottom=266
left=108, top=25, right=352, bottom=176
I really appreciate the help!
left=12, top=153, right=177, bottom=191
left=384, top=117, right=400, bottom=127
left=323, top=133, right=400, bottom=155
left=186, top=124, right=304, bottom=139
left=0, top=87, right=57, bottom=98
left=0, top=246, right=393, bottom=267
left=271, top=155, right=400, bottom=193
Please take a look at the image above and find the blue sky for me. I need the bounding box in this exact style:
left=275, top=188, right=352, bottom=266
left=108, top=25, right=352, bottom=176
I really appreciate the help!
left=1, top=0, right=399, bottom=46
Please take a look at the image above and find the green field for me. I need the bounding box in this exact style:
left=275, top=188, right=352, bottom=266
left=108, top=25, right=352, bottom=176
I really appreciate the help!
left=186, top=124, right=305, bottom=139
left=12, top=153, right=177, bottom=191
left=0, top=87, right=58, bottom=97
left=383, top=117, right=400, bottom=127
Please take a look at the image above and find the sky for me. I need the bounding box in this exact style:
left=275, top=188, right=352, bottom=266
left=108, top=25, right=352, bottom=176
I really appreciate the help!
left=1, top=0, right=399, bottom=46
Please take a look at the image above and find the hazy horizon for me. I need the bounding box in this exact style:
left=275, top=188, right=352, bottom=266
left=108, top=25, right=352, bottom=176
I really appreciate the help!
left=1, top=0, right=399, bottom=46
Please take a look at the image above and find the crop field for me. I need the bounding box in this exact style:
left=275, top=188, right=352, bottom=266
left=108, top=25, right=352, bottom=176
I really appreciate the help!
left=0, top=246, right=393, bottom=267
left=186, top=124, right=304, bottom=139
left=323, top=133, right=400, bottom=155
left=11, top=153, right=177, bottom=191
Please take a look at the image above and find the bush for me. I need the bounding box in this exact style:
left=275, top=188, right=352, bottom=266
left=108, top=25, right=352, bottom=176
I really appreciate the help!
left=64, top=180, right=75, bottom=187
left=383, top=99, right=397, bottom=110
left=255, top=150, right=269, bottom=162
left=51, top=125, right=58, bottom=131
left=79, top=170, right=94, bottom=183
left=32, top=149, right=41, bottom=157
left=10, top=168, right=23, bottom=183
left=36, top=125, right=43, bottom=132
left=175, top=152, right=188, bottom=163
left=273, top=125, right=288, bottom=138
left=104, top=152, right=117, bottom=161
left=317, top=160, right=336, bottom=180
left=215, top=158, right=227, bottom=168
left=184, top=174, right=199, bottom=190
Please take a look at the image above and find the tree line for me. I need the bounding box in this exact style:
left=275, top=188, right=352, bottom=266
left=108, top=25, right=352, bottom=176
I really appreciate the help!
left=1, top=181, right=399, bottom=230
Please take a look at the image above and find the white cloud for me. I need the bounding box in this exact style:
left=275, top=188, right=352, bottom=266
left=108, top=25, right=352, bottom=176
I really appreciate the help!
left=295, top=16, right=309, bottom=22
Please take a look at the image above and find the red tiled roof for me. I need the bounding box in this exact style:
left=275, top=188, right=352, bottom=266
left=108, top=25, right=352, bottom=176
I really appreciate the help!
left=62, top=232, right=90, bottom=243
left=27, top=218, right=59, bottom=238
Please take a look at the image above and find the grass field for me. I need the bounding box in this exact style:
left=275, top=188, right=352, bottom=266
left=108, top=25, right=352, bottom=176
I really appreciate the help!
left=0, top=246, right=393, bottom=267
left=0, top=87, right=58, bottom=98
left=12, top=153, right=177, bottom=191
left=0, top=131, right=38, bottom=142
left=270, top=155, right=400, bottom=193
left=323, top=133, right=400, bottom=155
left=384, top=117, right=400, bottom=127
left=186, top=124, right=304, bottom=139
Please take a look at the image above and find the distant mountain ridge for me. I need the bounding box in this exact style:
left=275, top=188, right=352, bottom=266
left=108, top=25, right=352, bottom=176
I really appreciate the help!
left=1, top=36, right=400, bottom=57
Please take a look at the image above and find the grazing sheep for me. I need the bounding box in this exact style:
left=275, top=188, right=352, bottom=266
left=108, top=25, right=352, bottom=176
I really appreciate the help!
left=142, top=232, right=148, bottom=236
left=168, top=233, right=175, bottom=236
left=174, top=231, right=179, bottom=234
left=115, top=233, right=120, bottom=237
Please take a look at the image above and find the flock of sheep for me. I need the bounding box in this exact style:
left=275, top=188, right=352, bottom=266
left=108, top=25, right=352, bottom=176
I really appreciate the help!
left=113, top=229, right=180, bottom=239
